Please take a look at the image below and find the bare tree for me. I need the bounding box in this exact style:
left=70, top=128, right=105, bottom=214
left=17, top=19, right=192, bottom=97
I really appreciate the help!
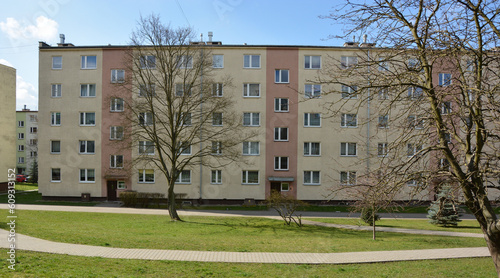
left=119, top=15, right=255, bottom=221
left=323, top=0, right=500, bottom=273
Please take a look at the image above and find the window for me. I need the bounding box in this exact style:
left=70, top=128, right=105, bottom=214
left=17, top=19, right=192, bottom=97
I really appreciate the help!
left=51, top=140, right=60, bottom=154
left=30, top=151, right=37, bottom=158
left=243, top=112, right=260, bottom=126
left=274, top=127, right=288, bottom=141
left=281, top=183, right=290, bottom=191
left=139, top=112, right=153, bottom=126
left=117, top=181, right=126, bottom=189
left=439, top=158, right=450, bottom=171
left=243, top=55, right=260, bottom=68
left=378, top=143, right=388, bottom=156
left=441, top=102, right=452, bottom=114
left=111, top=69, right=125, bottom=83
left=212, top=112, right=223, bottom=126
left=304, top=113, right=321, bottom=127
left=378, top=89, right=388, bottom=100
left=211, top=141, right=222, bottom=155
left=52, top=56, right=62, bottom=69
left=51, top=84, right=62, bottom=97
left=110, top=155, right=124, bottom=168
left=408, top=115, right=424, bottom=129
left=305, top=84, right=321, bottom=98
left=341, top=85, right=358, bottom=99
left=340, top=171, right=356, bottom=185
left=408, top=58, right=420, bottom=70
left=378, top=115, right=389, bottom=128
left=110, top=126, right=124, bottom=140
left=275, top=69, right=289, bottom=83
left=80, top=84, right=96, bottom=97
left=305, top=55, right=321, bottom=69
left=29, top=139, right=37, bottom=145
left=179, top=141, right=191, bottom=155
left=439, top=73, right=452, bottom=86
left=175, top=170, right=191, bottom=183
left=304, top=171, right=320, bottom=185
left=18, top=121, right=24, bottom=127
left=139, top=141, right=154, bottom=155
left=51, top=112, right=61, bottom=126
left=340, top=142, right=357, bottom=156
left=243, top=83, right=260, bottom=97
left=408, top=87, right=423, bottom=99
left=18, top=133, right=24, bottom=140
left=30, top=127, right=37, bottom=134
left=211, top=170, right=222, bottom=184
left=304, top=142, right=320, bottom=156
left=341, top=56, right=358, bottom=69
left=110, top=98, right=124, bottom=112
left=178, top=112, right=191, bottom=126
left=80, top=112, right=95, bottom=126
left=79, top=140, right=95, bottom=154
left=444, top=133, right=452, bottom=144
left=274, top=98, right=289, bottom=112
left=29, top=115, right=37, bottom=122
left=274, top=157, right=289, bottom=171
left=378, top=58, right=389, bottom=71
left=242, top=141, right=259, bottom=155
left=138, top=169, right=155, bottom=183
left=18, top=145, right=24, bottom=152
left=407, top=174, right=423, bottom=186
left=213, top=83, right=223, bottom=97
left=242, top=170, right=259, bottom=184
left=341, top=113, right=357, bottom=127
left=80, top=169, right=95, bottom=182
left=140, top=55, right=156, bottom=69
left=139, top=84, right=156, bottom=97
left=81, top=55, right=97, bottom=69
left=407, top=143, right=423, bottom=157
left=213, top=55, right=224, bottom=68
left=177, top=55, right=193, bottom=69
left=18, top=157, right=25, bottom=164
left=175, top=83, right=191, bottom=97
left=51, top=168, right=61, bottom=182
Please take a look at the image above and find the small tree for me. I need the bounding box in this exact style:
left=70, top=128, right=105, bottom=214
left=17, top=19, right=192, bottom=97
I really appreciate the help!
left=28, top=159, right=38, bottom=184
left=428, top=185, right=462, bottom=227
left=266, top=191, right=308, bottom=227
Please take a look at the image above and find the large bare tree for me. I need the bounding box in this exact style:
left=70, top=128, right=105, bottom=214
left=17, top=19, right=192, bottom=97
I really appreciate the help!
left=120, top=15, right=254, bottom=221
left=324, top=0, right=500, bottom=273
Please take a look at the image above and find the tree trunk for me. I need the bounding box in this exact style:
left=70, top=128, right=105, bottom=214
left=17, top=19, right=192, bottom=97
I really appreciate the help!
left=484, top=236, right=500, bottom=277
left=167, top=184, right=182, bottom=221
left=372, top=213, right=376, bottom=240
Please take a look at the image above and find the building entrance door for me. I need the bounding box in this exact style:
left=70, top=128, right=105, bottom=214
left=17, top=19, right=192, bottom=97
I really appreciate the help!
left=107, top=180, right=117, bottom=201
left=270, top=182, right=281, bottom=193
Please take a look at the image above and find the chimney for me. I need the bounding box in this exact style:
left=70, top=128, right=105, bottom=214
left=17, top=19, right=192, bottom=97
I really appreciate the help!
left=60, top=34, right=65, bottom=44
left=22, top=105, right=30, bottom=111
left=208, top=31, right=213, bottom=42
left=57, top=34, right=74, bottom=47
left=360, top=34, right=376, bottom=48
left=344, top=35, right=359, bottom=47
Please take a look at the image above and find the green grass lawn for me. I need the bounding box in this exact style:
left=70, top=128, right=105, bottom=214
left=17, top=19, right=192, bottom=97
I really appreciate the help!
left=13, top=183, right=38, bottom=191
left=0, top=191, right=98, bottom=206
left=306, top=218, right=483, bottom=234
left=0, top=210, right=486, bottom=253
left=0, top=250, right=495, bottom=278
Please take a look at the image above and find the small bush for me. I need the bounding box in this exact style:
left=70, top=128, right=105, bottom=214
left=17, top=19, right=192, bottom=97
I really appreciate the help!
left=361, top=208, right=381, bottom=226
left=120, top=191, right=138, bottom=207
left=120, top=191, right=165, bottom=208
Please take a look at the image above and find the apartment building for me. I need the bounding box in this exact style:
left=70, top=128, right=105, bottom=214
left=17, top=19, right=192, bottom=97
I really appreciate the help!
left=16, top=106, right=38, bottom=175
left=0, top=63, right=16, bottom=190
left=39, top=38, right=477, bottom=203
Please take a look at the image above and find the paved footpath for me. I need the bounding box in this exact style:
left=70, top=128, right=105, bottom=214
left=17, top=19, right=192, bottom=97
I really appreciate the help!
left=0, top=204, right=491, bottom=264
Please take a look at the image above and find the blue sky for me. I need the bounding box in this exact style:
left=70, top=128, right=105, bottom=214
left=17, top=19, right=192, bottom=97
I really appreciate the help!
left=0, top=0, right=346, bottom=110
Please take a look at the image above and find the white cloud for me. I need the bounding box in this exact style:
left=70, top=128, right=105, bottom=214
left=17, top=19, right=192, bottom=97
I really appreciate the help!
left=0, top=59, right=14, bottom=68
left=0, top=16, right=58, bottom=42
left=16, top=75, right=38, bottom=110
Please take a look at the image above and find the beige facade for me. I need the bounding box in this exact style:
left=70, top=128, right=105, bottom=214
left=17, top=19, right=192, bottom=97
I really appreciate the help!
left=0, top=64, right=16, bottom=186
left=16, top=108, right=38, bottom=175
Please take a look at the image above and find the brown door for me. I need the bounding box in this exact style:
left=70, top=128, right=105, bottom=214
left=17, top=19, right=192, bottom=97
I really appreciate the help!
left=107, top=180, right=117, bottom=201
left=271, top=182, right=281, bottom=193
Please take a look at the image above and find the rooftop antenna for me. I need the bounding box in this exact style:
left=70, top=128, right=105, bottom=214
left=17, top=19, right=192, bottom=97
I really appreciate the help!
left=200, top=33, right=203, bottom=42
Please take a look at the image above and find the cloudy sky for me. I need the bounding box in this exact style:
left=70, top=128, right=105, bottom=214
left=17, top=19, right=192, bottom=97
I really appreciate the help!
left=0, top=0, right=346, bottom=110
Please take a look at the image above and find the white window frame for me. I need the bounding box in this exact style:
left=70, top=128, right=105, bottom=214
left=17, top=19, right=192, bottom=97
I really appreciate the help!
left=378, top=89, right=388, bottom=100
left=138, top=169, right=155, bottom=183
left=378, top=58, right=389, bottom=71
left=175, top=170, right=191, bottom=184
left=407, top=143, right=423, bottom=157
left=441, top=102, right=452, bottom=114
left=305, top=84, right=321, bottom=98
left=52, top=56, right=62, bottom=69
left=212, top=54, right=224, bottom=68
left=439, top=73, right=452, bottom=86
left=212, top=141, right=222, bottom=155
left=341, top=113, right=357, bottom=128
left=51, top=168, right=61, bottom=182
left=274, top=98, right=289, bottom=112
left=242, top=170, right=259, bottom=184
left=305, top=55, right=321, bottom=69
left=179, top=112, right=192, bottom=126
left=111, top=69, right=125, bottom=83
left=304, top=171, right=320, bottom=185
left=179, top=141, right=191, bottom=155
left=213, top=83, right=223, bottom=97
left=51, top=84, right=62, bottom=97
left=378, top=143, right=388, bottom=157
left=340, top=171, right=357, bottom=185
left=79, top=112, right=96, bottom=126
left=51, top=112, right=61, bottom=126
left=408, top=87, right=423, bottom=99
left=281, top=183, right=290, bottom=191
left=79, top=169, right=96, bottom=183
left=51, top=140, right=61, bottom=154
left=304, top=142, right=320, bottom=156
left=243, top=112, right=260, bottom=126
left=110, top=98, right=124, bottom=112
left=211, top=170, right=222, bottom=184
left=18, top=120, right=24, bottom=127
left=274, top=156, right=289, bottom=171
left=378, top=115, right=389, bottom=128
left=110, top=126, right=124, bottom=140
left=117, top=181, right=126, bottom=189
left=30, top=127, right=37, bottom=134
left=242, top=141, right=260, bottom=155
left=140, top=55, right=156, bottom=69
left=18, top=133, right=24, bottom=140
left=175, top=83, right=191, bottom=97
left=243, top=83, right=260, bottom=97
left=177, top=55, right=193, bottom=69
left=275, top=69, right=289, bottom=83
left=81, top=55, right=97, bottom=69
left=212, top=112, right=223, bottom=126
left=341, top=56, right=358, bottom=69
left=304, top=113, right=321, bottom=127
left=30, top=151, right=37, bottom=158
left=243, top=54, right=260, bottom=68
left=110, top=155, right=124, bottom=168
left=139, top=84, right=156, bottom=97
left=139, top=112, right=153, bottom=126
left=274, top=127, right=288, bottom=141
left=80, top=84, right=96, bottom=97
left=408, top=115, right=424, bottom=129
left=341, top=85, right=358, bottom=99
left=340, top=142, right=357, bottom=156
left=139, top=141, right=155, bottom=155
left=18, top=145, right=24, bottom=152
left=79, top=140, right=95, bottom=154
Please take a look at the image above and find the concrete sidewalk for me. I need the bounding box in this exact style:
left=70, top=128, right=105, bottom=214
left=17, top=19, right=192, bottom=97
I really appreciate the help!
left=0, top=229, right=490, bottom=264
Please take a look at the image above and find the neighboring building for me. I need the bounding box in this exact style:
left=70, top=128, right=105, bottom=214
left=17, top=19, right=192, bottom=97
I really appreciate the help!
left=0, top=63, right=16, bottom=190
left=38, top=38, right=490, bottom=203
left=16, top=106, right=38, bottom=175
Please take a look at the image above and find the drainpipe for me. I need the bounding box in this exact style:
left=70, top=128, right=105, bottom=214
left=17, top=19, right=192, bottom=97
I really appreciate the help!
left=366, top=48, right=371, bottom=173
left=199, top=43, right=204, bottom=201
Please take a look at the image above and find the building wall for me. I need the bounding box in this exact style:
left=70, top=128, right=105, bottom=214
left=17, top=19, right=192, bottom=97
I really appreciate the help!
left=16, top=110, right=38, bottom=175
left=0, top=64, right=16, bottom=185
